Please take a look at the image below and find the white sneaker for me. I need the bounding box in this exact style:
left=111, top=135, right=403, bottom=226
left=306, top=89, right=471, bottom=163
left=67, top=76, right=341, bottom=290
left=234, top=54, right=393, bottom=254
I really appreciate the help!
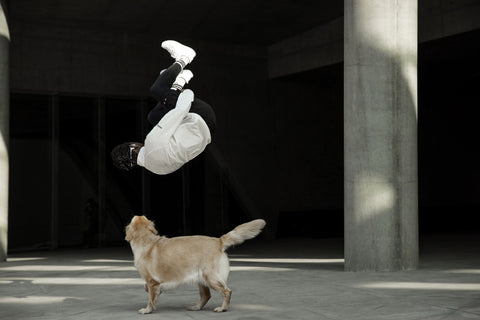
left=161, top=40, right=196, bottom=65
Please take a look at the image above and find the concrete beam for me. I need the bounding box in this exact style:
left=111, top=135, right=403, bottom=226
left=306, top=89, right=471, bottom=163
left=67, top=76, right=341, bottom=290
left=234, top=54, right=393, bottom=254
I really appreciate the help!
left=0, top=0, right=9, bottom=262
left=419, top=0, right=480, bottom=42
left=269, top=0, right=480, bottom=79
left=268, top=18, right=343, bottom=79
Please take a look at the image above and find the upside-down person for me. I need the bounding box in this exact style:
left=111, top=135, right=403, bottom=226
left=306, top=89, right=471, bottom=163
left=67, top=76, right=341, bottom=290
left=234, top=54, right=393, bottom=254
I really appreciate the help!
left=111, top=40, right=216, bottom=175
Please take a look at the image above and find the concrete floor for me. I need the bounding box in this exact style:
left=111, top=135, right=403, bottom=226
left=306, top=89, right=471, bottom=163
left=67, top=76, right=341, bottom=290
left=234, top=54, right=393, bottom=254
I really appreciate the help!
left=0, top=235, right=479, bottom=320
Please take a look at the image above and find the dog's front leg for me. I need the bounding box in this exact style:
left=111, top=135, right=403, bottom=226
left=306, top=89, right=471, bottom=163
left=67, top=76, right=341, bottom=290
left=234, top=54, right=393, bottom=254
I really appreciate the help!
left=138, top=280, right=161, bottom=314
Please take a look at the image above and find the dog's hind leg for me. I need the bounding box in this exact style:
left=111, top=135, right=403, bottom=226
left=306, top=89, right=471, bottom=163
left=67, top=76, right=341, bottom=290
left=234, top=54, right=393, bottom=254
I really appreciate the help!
left=187, top=284, right=211, bottom=311
left=207, top=278, right=232, bottom=312
left=138, top=279, right=161, bottom=314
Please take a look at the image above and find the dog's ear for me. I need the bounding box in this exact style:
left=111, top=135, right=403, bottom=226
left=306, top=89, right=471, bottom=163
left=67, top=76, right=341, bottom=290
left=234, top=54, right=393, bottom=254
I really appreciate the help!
left=125, top=216, right=138, bottom=241
left=148, top=220, right=158, bottom=235
left=125, top=224, right=135, bottom=241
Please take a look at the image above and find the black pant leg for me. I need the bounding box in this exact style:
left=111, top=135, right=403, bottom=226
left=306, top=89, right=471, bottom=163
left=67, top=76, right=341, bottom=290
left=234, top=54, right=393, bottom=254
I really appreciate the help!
left=150, top=62, right=182, bottom=102
left=147, top=102, right=169, bottom=126
left=148, top=62, right=182, bottom=125
left=148, top=62, right=216, bottom=133
left=148, top=90, right=180, bottom=125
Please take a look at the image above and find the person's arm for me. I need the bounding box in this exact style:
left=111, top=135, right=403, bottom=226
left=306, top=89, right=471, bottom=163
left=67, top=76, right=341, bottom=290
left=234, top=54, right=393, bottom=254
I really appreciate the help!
left=149, top=89, right=194, bottom=141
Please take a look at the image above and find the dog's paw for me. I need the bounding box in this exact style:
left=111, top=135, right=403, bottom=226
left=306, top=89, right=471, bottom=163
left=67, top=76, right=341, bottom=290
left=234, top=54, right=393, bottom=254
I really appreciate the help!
left=214, top=307, right=227, bottom=312
left=138, top=308, right=152, bottom=314
left=187, top=304, right=202, bottom=311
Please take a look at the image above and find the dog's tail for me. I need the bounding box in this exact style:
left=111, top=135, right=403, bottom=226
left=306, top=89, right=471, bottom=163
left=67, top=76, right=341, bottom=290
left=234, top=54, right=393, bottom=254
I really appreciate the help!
left=220, top=219, right=266, bottom=251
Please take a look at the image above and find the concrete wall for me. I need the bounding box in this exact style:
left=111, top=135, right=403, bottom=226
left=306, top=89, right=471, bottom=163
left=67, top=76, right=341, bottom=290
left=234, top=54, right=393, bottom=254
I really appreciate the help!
left=9, top=19, right=275, bottom=238
left=9, top=135, right=130, bottom=249
left=270, top=66, right=343, bottom=212
left=9, top=139, right=52, bottom=249
left=10, top=20, right=163, bottom=96
left=269, top=65, right=344, bottom=237
left=8, top=1, right=480, bottom=242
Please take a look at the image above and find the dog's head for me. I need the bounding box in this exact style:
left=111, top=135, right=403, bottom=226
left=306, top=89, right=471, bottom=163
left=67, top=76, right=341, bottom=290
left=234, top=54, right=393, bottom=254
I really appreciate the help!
left=125, top=215, right=158, bottom=242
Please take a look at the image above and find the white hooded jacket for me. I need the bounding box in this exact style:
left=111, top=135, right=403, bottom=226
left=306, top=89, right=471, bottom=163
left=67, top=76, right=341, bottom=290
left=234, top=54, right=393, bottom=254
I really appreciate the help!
left=136, top=90, right=211, bottom=175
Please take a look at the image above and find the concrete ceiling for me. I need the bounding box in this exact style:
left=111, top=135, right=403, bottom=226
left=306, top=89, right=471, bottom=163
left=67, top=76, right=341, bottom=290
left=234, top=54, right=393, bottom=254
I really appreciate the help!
left=9, top=0, right=343, bottom=45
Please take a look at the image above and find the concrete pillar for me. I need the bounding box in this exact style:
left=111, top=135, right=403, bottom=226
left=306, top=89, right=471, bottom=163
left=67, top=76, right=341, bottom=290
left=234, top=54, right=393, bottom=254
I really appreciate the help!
left=344, top=0, right=418, bottom=271
left=0, top=1, right=10, bottom=262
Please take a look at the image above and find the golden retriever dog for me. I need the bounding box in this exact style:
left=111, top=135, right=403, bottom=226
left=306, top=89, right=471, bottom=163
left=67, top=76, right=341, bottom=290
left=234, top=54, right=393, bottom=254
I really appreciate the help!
left=125, top=215, right=266, bottom=314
